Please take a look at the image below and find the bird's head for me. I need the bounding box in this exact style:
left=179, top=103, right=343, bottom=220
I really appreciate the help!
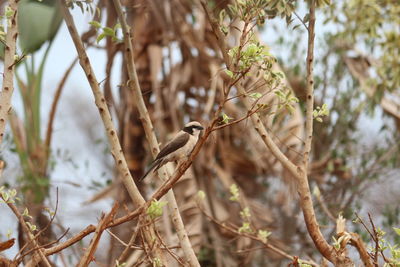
left=183, top=121, right=204, bottom=136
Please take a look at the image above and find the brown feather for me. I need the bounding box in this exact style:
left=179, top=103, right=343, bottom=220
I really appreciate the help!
left=155, top=132, right=190, bottom=160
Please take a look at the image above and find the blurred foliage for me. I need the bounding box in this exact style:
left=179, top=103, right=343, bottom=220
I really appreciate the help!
left=327, top=0, right=400, bottom=94
left=18, top=0, right=63, bottom=53
left=275, top=0, right=400, bottom=241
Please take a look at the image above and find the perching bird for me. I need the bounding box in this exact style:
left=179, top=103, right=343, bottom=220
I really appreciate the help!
left=140, top=121, right=204, bottom=181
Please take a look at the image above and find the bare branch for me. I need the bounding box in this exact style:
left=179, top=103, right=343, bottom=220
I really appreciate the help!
left=77, top=203, right=118, bottom=267
left=44, top=57, right=78, bottom=161
left=0, top=0, right=19, bottom=145
left=60, top=0, right=145, bottom=206
left=1, top=196, right=52, bottom=267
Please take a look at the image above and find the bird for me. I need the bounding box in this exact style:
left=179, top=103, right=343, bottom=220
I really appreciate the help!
left=139, top=121, right=204, bottom=181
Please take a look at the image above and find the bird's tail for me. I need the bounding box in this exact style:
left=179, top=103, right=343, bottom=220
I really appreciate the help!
left=139, top=159, right=161, bottom=181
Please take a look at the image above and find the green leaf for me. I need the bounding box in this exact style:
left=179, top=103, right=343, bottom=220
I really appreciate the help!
left=5, top=6, right=15, bottom=18
left=225, top=69, right=234, bottom=78
left=26, top=222, right=37, bottom=232
left=18, top=0, right=63, bottom=53
left=102, top=27, right=115, bottom=36
left=89, top=20, right=102, bottom=29
left=299, top=262, right=312, bottom=267
left=249, top=92, right=262, bottom=99
left=312, top=186, right=321, bottom=198
left=303, top=14, right=310, bottom=23
left=146, top=200, right=167, bottom=219
left=221, top=113, right=233, bottom=124
left=6, top=229, right=12, bottom=239
left=257, top=229, right=271, bottom=243
left=96, top=33, right=106, bottom=43
left=113, top=23, right=121, bottom=31
left=245, top=43, right=258, bottom=57
left=229, top=184, right=239, bottom=201
left=238, top=222, right=253, bottom=233
left=197, top=190, right=206, bottom=200
left=393, top=227, right=400, bottom=236
left=240, top=207, right=251, bottom=220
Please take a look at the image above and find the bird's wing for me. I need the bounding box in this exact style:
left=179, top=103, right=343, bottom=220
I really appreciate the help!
left=155, top=132, right=190, bottom=160
left=139, top=158, right=161, bottom=181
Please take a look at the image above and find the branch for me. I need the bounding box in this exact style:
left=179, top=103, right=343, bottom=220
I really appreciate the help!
left=200, top=0, right=300, bottom=180
left=59, top=0, right=145, bottom=206
left=44, top=57, right=78, bottom=161
left=294, top=1, right=340, bottom=263
left=111, top=0, right=200, bottom=266
left=200, top=0, right=351, bottom=264
left=349, top=233, right=374, bottom=267
left=303, top=1, right=316, bottom=170
left=42, top=204, right=144, bottom=256
left=77, top=203, right=118, bottom=267
left=0, top=0, right=19, bottom=145
left=211, top=103, right=264, bottom=131
left=15, top=188, right=61, bottom=263
left=1, top=196, right=52, bottom=267
left=197, top=201, right=319, bottom=267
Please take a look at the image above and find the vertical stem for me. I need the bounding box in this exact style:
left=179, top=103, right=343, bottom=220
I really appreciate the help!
left=297, top=0, right=336, bottom=263
left=0, top=0, right=19, bottom=146
left=303, top=1, right=316, bottom=169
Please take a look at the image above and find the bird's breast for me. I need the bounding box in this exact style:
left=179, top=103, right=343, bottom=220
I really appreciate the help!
left=176, top=135, right=197, bottom=158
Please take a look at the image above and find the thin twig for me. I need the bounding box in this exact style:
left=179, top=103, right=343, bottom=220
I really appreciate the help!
left=367, top=213, right=390, bottom=264
left=77, top=203, right=118, bottom=267
left=15, top=188, right=61, bottom=262
left=293, top=11, right=309, bottom=30
left=113, top=216, right=142, bottom=266
left=106, top=229, right=141, bottom=250
left=154, top=229, right=186, bottom=266
left=212, top=105, right=264, bottom=131
left=17, top=228, right=70, bottom=263
left=197, top=202, right=319, bottom=266
left=44, top=57, right=78, bottom=161
left=1, top=196, right=52, bottom=267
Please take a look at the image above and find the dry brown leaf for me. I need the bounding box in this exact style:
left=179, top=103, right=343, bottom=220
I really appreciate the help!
left=0, top=238, right=15, bottom=252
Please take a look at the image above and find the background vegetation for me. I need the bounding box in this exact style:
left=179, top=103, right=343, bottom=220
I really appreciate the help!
left=0, top=0, right=399, bottom=266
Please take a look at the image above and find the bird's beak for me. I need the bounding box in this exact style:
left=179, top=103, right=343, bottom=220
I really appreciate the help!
left=199, top=126, right=204, bottom=130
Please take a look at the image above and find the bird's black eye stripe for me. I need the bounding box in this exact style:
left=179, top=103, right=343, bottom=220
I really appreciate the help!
left=183, top=126, right=193, bottom=134
left=183, top=125, right=203, bottom=134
